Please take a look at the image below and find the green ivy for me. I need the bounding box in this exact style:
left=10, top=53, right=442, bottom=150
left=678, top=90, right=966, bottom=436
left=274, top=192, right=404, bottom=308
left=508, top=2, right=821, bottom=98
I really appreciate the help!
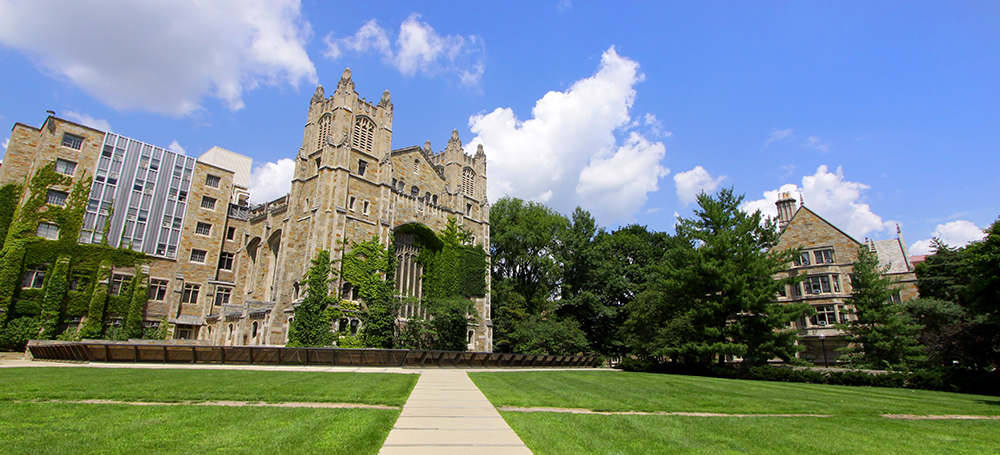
left=0, top=164, right=145, bottom=338
left=39, top=255, right=71, bottom=338
left=288, top=250, right=339, bottom=347
left=0, top=239, right=28, bottom=324
left=78, top=260, right=111, bottom=339
left=418, top=219, right=487, bottom=300
left=0, top=183, right=23, bottom=251
left=341, top=236, right=397, bottom=348
left=122, top=269, right=148, bottom=340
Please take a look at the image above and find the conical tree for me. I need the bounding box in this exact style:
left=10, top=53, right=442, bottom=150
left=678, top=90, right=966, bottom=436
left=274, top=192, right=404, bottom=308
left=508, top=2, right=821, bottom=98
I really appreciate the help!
left=838, top=245, right=925, bottom=370
left=288, top=250, right=338, bottom=347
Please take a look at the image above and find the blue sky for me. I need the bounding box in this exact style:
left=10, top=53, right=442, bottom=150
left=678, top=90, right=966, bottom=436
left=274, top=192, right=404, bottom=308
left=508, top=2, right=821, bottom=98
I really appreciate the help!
left=1, top=1, right=998, bottom=254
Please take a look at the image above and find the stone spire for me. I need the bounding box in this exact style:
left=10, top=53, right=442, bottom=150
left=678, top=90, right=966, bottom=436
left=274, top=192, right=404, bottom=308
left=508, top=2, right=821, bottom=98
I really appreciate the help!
left=337, top=68, right=355, bottom=92
left=311, top=85, right=324, bottom=104
left=378, top=89, right=393, bottom=110
left=447, top=129, right=462, bottom=151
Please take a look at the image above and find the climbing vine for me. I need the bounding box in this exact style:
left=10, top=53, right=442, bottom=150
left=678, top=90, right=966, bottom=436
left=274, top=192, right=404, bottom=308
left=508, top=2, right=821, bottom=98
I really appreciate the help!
left=0, top=183, right=23, bottom=251
left=78, top=260, right=111, bottom=339
left=0, top=164, right=144, bottom=339
left=418, top=218, right=487, bottom=300
left=288, top=250, right=339, bottom=347
left=39, top=255, right=70, bottom=338
left=341, top=236, right=397, bottom=348
left=122, top=269, right=148, bottom=340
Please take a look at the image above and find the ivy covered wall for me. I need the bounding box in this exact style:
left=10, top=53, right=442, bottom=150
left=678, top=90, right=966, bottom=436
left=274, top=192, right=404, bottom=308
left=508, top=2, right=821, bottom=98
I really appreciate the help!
left=0, top=164, right=147, bottom=348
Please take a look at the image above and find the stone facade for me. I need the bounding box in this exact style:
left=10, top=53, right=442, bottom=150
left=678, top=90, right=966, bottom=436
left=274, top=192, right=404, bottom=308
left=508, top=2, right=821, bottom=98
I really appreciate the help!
left=232, top=69, right=491, bottom=351
left=0, top=115, right=246, bottom=341
left=2, top=68, right=492, bottom=351
left=771, top=193, right=917, bottom=365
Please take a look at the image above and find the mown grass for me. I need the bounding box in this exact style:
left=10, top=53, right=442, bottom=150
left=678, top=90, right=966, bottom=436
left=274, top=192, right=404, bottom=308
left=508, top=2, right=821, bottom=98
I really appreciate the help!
left=468, top=370, right=1000, bottom=417
left=471, top=371, right=1000, bottom=455
left=500, top=412, right=1000, bottom=455
left=0, top=402, right=397, bottom=455
left=0, top=367, right=418, bottom=406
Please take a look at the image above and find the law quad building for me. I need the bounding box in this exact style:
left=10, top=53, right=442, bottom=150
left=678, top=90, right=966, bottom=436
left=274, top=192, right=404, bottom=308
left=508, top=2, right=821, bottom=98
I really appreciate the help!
left=0, top=69, right=493, bottom=351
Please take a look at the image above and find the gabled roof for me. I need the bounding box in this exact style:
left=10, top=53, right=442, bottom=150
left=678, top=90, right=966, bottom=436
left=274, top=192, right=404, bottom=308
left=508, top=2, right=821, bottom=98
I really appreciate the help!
left=391, top=145, right=447, bottom=181
left=776, top=205, right=863, bottom=248
left=869, top=238, right=913, bottom=273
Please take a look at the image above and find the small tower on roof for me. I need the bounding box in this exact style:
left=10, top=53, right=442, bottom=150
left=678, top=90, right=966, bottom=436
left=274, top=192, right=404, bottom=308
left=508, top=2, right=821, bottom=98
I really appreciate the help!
left=775, top=191, right=798, bottom=229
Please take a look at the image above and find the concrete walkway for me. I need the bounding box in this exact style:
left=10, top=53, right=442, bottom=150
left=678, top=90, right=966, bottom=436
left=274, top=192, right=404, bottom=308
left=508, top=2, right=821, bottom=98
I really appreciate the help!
left=379, top=369, right=532, bottom=455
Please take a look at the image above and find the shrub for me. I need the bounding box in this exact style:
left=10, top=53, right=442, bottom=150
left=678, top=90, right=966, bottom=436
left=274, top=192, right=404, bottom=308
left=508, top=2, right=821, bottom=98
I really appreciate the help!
left=0, top=316, right=41, bottom=351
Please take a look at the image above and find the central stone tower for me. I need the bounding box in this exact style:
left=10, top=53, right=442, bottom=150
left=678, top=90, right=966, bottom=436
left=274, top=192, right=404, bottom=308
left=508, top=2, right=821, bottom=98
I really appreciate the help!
left=240, top=68, right=492, bottom=351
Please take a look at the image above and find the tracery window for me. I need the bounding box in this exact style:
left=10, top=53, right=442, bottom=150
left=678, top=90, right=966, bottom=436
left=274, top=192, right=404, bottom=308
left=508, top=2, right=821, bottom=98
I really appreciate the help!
left=316, top=114, right=332, bottom=150
left=352, top=117, right=375, bottom=153
left=462, top=168, right=476, bottom=197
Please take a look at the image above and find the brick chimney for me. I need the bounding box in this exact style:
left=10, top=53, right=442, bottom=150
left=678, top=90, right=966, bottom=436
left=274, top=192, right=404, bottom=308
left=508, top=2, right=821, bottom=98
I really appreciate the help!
left=775, top=192, right=797, bottom=229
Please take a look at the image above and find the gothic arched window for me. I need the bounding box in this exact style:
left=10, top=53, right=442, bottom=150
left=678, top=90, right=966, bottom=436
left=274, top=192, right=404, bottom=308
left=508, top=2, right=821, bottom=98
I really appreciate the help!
left=462, top=167, right=476, bottom=197
left=352, top=117, right=375, bottom=153
left=316, top=114, right=332, bottom=151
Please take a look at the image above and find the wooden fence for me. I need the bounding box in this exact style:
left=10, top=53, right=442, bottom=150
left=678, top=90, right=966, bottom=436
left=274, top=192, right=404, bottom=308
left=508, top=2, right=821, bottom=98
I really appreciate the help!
left=27, top=341, right=600, bottom=368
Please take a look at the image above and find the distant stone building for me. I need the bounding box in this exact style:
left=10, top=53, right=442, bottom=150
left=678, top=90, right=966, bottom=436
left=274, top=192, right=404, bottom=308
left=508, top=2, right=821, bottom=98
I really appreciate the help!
left=0, top=68, right=492, bottom=351
left=771, top=192, right=917, bottom=365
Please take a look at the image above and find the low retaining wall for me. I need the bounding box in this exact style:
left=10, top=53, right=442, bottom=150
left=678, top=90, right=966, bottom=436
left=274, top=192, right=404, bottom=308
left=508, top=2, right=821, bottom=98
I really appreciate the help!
left=27, top=341, right=599, bottom=368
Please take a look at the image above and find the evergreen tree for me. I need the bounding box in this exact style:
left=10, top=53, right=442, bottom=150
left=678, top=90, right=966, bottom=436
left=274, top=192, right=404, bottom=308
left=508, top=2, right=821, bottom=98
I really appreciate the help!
left=915, top=238, right=969, bottom=305
left=838, top=246, right=925, bottom=370
left=287, top=250, right=338, bottom=347
left=621, top=188, right=811, bottom=367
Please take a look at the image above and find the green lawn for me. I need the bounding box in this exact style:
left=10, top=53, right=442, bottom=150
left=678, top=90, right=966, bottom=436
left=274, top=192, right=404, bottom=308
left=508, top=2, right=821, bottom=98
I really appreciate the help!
left=470, top=371, right=1000, bottom=455
left=0, top=402, right=397, bottom=455
left=468, top=370, right=1000, bottom=417
left=0, top=367, right=417, bottom=455
left=0, top=367, right=417, bottom=405
left=501, top=413, right=1000, bottom=455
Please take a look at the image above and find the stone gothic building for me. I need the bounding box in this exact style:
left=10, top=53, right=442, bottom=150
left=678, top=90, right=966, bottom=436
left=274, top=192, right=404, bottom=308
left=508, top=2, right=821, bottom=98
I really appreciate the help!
left=770, top=192, right=917, bottom=364
left=0, top=68, right=493, bottom=351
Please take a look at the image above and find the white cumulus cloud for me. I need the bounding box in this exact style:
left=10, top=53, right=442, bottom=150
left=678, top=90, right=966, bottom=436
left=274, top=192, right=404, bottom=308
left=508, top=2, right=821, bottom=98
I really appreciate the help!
left=465, top=47, right=668, bottom=224
left=909, top=220, right=986, bottom=255
left=62, top=111, right=112, bottom=132
left=0, top=0, right=317, bottom=116
left=2, top=138, right=8, bottom=150
left=167, top=140, right=186, bottom=155
left=323, top=14, right=485, bottom=86
left=674, top=166, right=726, bottom=206
left=742, top=165, right=890, bottom=240
left=249, top=158, right=295, bottom=203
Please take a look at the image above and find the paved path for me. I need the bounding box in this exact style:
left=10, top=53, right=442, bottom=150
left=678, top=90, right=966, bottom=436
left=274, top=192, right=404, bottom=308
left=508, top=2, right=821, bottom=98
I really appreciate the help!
left=379, top=369, right=532, bottom=455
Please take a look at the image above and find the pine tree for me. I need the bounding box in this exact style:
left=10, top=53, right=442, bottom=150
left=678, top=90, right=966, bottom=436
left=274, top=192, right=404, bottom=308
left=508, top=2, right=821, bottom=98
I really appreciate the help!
left=621, top=188, right=811, bottom=367
left=838, top=245, right=925, bottom=370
